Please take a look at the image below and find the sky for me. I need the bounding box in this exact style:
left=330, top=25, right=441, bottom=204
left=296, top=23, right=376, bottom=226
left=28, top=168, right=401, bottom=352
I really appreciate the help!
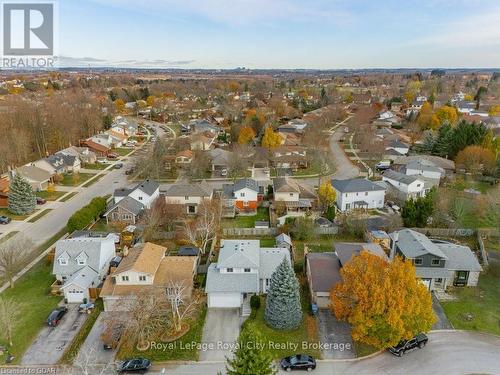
left=57, top=0, right=500, bottom=69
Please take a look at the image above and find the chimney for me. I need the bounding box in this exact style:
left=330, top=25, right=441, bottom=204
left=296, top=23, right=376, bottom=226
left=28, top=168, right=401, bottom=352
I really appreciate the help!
left=390, top=231, right=398, bottom=260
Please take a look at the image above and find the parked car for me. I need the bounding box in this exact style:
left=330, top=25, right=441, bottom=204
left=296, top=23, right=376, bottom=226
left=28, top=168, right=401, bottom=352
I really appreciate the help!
left=344, top=126, right=349, bottom=133
left=115, top=163, right=124, bottom=169
left=389, top=333, right=428, bottom=357
left=47, top=306, right=68, bottom=327
left=220, top=168, right=228, bottom=177
left=0, top=216, right=11, bottom=225
left=107, top=153, right=119, bottom=159
left=376, top=160, right=392, bottom=171
left=280, top=354, right=316, bottom=371
left=78, top=303, right=95, bottom=314
left=118, top=358, right=151, bottom=373
left=36, top=197, right=46, bottom=205
left=125, top=168, right=134, bottom=175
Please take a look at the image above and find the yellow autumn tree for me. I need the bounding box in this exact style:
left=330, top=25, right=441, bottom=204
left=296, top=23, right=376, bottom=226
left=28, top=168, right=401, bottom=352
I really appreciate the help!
left=238, top=126, right=256, bottom=144
left=261, top=126, right=283, bottom=149
left=455, top=145, right=496, bottom=174
left=417, top=102, right=440, bottom=130
left=489, top=105, right=500, bottom=116
left=114, top=98, right=125, bottom=112
left=146, top=95, right=155, bottom=107
left=331, top=252, right=435, bottom=349
left=318, top=181, right=336, bottom=210
left=435, top=105, right=458, bottom=125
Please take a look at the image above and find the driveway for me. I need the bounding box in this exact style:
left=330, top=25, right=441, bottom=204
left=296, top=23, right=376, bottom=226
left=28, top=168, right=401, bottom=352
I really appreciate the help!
left=76, top=312, right=116, bottom=365
left=200, top=309, right=243, bottom=361
left=431, top=293, right=453, bottom=330
left=316, top=309, right=355, bottom=359
left=21, top=304, right=88, bottom=365
left=329, top=127, right=360, bottom=180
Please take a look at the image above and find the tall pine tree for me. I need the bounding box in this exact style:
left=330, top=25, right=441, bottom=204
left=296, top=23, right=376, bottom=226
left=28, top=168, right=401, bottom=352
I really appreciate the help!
left=226, top=326, right=276, bottom=375
left=264, top=258, right=302, bottom=330
left=8, top=174, right=36, bottom=215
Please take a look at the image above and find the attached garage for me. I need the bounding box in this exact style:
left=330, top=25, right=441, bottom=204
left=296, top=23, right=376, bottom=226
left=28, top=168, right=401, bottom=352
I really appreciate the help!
left=208, top=292, right=242, bottom=308
left=61, top=284, right=89, bottom=303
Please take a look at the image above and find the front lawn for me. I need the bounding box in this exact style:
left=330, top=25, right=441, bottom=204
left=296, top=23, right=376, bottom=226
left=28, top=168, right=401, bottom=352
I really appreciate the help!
left=58, top=172, right=95, bottom=187
left=36, top=190, right=66, bottom=201
left=222, top=207, right=270, bottom=228
left=60, top=192, right=78, bottom=202
left=27, top=209, right=52, bottom=223
left=0, top=261, right=62, bottom=363
left=117, top=306, right=207, bottom=361
left=114, top=147, right=133, bottom=156
left=0, top=207, right=36, bottom=221
left=82, top=162, right=109, bottom=170
left=441, top=262, right=500, bottom=335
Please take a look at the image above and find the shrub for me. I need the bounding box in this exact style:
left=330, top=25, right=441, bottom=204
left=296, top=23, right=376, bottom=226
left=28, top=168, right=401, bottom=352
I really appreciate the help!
left=250, top=295, right=261, bottom=310
left=67, top=197, right=107, bottom=233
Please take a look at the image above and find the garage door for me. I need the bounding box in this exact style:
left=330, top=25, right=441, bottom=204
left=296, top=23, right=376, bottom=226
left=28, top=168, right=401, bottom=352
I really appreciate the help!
left=208, top=293, right=241, bottom=308
left=66, top=289, right=85, bottom=303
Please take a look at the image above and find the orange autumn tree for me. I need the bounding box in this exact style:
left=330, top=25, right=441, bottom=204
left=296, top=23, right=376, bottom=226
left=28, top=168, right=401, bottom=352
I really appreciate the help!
left=237, top=126, right=256, bottom=144
left=455, top=145, right=496, bottom=174
left=417, top=102, right=440, bottom=130
left=330, top=252, right=435, bottom=349
left=435, top=105, right=458, bottom=125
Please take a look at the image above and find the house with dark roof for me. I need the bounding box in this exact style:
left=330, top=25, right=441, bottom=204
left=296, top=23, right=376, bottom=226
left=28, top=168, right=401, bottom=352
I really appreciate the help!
left=385, top=139, right=409, bottom=156
left=273, top=176, right=317, bottom=221
left=382, top=169, right=428, bottom=201
left=112, top=180, right=160, bottom=209
left=103, top=196, right=145, bottom=225
left=389, top=229, right=482, bottom=290
left=15, top=165, right=51, bottom=191
left=331, top=178, right=386, bottom=211
left=164, top=181, right=213, bottom=215
left=221, top=178, right=260, bottom=217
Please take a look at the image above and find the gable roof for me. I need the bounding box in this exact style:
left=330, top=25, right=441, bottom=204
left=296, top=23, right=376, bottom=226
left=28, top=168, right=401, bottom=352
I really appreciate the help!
left=334, top=242, right=388, bottom=266
left=104, top=196, right=145, bottom=217
left=205, top=263, right=259, bottom=293
left=84, top=140, right=110, bottom=153
left=275, top=233, right=292, bottom=246
left=259, top=248, right=290, bottom=279
left=233, top=178, right=259, bottom=193
left=16, top=165, right=51, bottom=182
left=132, top=180, right=159, bottom=196
left=306, top=252, right=342, bottom=293
left=437, top=242, right=482, bottom=272
left=383, top=169, right=423, bottom=185
left=392, top=229, right=448, bottom=259
left=273, top=176, right=317, bottom=198
left=60, top=266, right=99, bottom=290
left=331, top=178, right=386, bottom=193
left=113, top=242, right=166, bottom=276
left=165, top=181, right=212, bottom=198
left=218, top=239, right=260, bottom=269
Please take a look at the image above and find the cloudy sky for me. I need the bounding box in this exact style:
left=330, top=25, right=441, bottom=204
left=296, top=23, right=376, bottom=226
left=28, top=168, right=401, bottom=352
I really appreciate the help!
left=58, top=0, right=500, bottom=69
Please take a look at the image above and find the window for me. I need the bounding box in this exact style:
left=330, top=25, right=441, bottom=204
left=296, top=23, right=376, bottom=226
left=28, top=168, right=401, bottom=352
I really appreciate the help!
left=122, top=214, right=132, bottom=221
left=139, top=275, right=146, bottom=281
left=138, top=196, right=143, bottom=201
left=417, top=184, right=421, bottom=187
left=185, top=196, right=189, bottom=200
left=414, top=258, right=423, bottom=265
left=244, top=268, right=251, bottom=273
left=188, top=205, right=196, bottom=214
left=365, top=192, right=368, bottom=196
left=121, top=276, right=129, bottom=282
left=243, top=201, right=249, bottom=207
left=265, top=279, right=270, bottom=287
left=436, top=278, right=443, bottom=283
left=59, top=258, right=68, bottom=265
left=240, top=192, right=245, bottom=197
left=227, top=268, right=233, bottom=273
left=431, top=259, right=440, bottom=266
left=77, top=258, right=86, bottom=265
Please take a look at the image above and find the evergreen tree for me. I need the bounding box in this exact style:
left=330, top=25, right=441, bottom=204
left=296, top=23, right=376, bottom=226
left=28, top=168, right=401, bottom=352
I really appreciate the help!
left=226, top=326, right=276, bottom=375
left=264, top=258, right=302, bottom=330
left=8, top=174, right=36, bottom=215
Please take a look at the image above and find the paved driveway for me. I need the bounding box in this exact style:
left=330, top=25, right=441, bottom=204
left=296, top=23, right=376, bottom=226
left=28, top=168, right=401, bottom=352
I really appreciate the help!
left=431, top=293, right=453, bottom=330
left=200, top=309, right=243, bottom=361
left=316, top=309, right=355, bottom=359
left=329, top=128, right=360, bottom=180
left=22, top=304, right=88, bottom=365
left=76, top=313, right=116, bottom=365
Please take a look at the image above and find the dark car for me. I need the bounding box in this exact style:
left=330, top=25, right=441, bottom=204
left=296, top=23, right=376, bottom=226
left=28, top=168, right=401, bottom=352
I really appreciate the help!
left=125, top=168, right=135, bottom=175
left=118, top=358, right=151, bottom=373
left=114, top=163, right=124, bottom=169
left=47, top=306, right=68, bottom=327
left=36, top=197, right=47, bottom=205
left=107, top=153, right=119, bottom=159
left=0, top=216, right=11, bottom=225
left=280, top=354, right=316, bottom=372
left=389, top=333, right=428, bottom=357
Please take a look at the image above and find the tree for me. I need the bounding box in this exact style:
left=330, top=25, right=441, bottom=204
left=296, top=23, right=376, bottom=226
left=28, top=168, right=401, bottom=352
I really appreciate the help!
left=401, top=189, right=435, bottom=228
left=238, top=126, right=256, bottom=144
left=289, top=217, right=316, bottom=241
left=417, top=102, right=439, bottom=130
left=182, top=199, right=221, bottom=254
left=318, top=181, right=336, bottom=213
left=264, top=258, right=302, bottom=330
left=114, top=98, right=125, bottom=112
left=261, top=126, right=283, bottom=149
left=146, top=95, right=155, bottom=107
left=165, top=281, right=201, bottom=334
left=7, top=173, right=36, bottom=215
left=0, top=297, right=23, bottom=346
left=0, top=234, right=34, bottom=288
left=226, top=325, right=276, bottom=375
left=435, top=105, right=458, bottom=125
left=331, top=252, right=435, bottom=349
left=489, top=105, right=500, bottom=116
left=455, top=145, right=495, bottom=174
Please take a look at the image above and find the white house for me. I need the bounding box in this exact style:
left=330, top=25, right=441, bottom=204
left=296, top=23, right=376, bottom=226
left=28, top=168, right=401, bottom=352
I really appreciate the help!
left=164, top=181, right=213, bottom=214
left=113, top=180, right=160, bottom=209
left=331, top=178, right=386, bottom=211
left=53, top=236, right=116, bottom=303
left=385, top=139, right=410, bottom=156
left=404, top=160, right=444, bottom=181
left=382, top=169, right=427, bottom=200
left=206, top=239, right=290, bottom=312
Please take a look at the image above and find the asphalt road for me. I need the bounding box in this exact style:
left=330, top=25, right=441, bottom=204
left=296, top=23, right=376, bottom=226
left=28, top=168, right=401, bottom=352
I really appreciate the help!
left=329, top=127, right=360, bottom=180
left=150, top=331, right=500, bottom=375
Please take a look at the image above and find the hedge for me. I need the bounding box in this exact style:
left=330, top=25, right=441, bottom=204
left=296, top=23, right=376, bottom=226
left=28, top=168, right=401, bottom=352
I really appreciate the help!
left=66, top=197, right=107, bottom=233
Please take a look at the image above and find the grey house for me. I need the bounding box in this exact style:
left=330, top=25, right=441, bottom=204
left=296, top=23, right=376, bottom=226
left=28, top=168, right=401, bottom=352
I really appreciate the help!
left=103, top=196, right=145, bottom=225
left=390, top=229, right=482, bottom=290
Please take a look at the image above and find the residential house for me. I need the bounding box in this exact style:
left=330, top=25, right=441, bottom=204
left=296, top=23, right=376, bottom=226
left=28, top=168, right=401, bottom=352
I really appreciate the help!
left=53, top=235, right=116, bottom=303
left=404, top=160, right=444, bottom=182
left=272, top=146, right=308, bottom=171
left=100, top=242, right=197, bottom=311
left=175, top=150, right=194, bottom=166
left=0, top=176, right=9, bottom=207
left=15, top=165, right=51, bottom=191
left=389, top=229, right=482, bottom=291
left=112, top=180, right=160, bottom=209
left=90, top=134, right=115, bottom=149
left=273, top=176, right=317, bottom=219
left=58, top=146, right=97, bottom=165
left=385, top=139, right=409, bottom=156
left=221, top=178, right=260, bottom=217
left=164, top=181, right=213, bottom=215
left=382, top=169, right=428, bottom=201
left=331, top=178, right=386, bottom=211
left=455, top=101, right=476, bottom=114
left=103, top=196, right=145, bottom=225
left=209, top=148, right=233, bottom=173
left=111, top=116, right=138, bottom=136
left=373, top=110, right=401, bottom=127
left=206, top=239, right=290, bottom=311
left=190, top=132, right=216, bottom=151
left=392, top=155, right=455, bottom=177
left=83, top=139, right=110, bottom=157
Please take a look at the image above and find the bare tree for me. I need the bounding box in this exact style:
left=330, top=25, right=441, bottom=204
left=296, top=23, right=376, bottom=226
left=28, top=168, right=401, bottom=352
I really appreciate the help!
left=0, top=297, right=23, bottom=346
left=0, top=234, right=34, bottom=288
left=165, top=281, right=200, bottom=333
left=182, top=199, right=221, bottom=254
left=61, top=346, right=117, bottom=375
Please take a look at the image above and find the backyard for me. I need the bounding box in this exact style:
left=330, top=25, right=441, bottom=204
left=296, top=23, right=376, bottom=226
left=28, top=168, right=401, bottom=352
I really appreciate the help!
left=222, top=207, right=270, bottom=228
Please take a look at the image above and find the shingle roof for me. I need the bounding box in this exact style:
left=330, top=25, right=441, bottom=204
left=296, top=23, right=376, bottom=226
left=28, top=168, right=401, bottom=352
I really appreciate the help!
left=113, top=242, right=166, bottom=276
left=435, top=242, right=482, bottom=272
left=331, top=178, right=386, bottom=193
left=16, top=165, right=51, bottom=182
left=334, top=242, right=388, bottom=266
left=306, top=252, right=342, bottom=293
left=165, top=182, right=212, bottom=197
left=233, top=178, right=259, bottom=193
left=60, top=266, right=99, bottom=290
left=104, top=196, right=144, bottom=216
left=393, top=229, right=447, bottom=259
left=133, top=180, right=159, bottom=196
left=205, top=264, right=259, bottom=293
left=259, top=248, right=290, bottom=279
left=383, top=169, right=423, bottom=185
left=218, top=239, right=260, bottom=269
left=275, top=233, right=292, bottom=246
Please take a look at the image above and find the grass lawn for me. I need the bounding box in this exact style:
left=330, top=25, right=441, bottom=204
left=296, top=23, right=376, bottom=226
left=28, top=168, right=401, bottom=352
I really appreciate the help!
left=28, top=209, right=52, bottom=223
left=0, top=231, right=19, bottom=244
left=0, top=261, right=62, bottom=363
left=114, top=147, right=133, bottom=156
left=222, top=207, right=270, bottom=228
left=441, top=262, right=500, bottom=335
left=36, top=190, right=66, bottom=201
left=60, top=192, right=78, bottom=202
left=0, top=207, right=36, bottom=221
left=82, top=175, right=103, bottom=188
left=58, top=172, right=95, bottom=187
left=354, top=341, right=379, bottom=358
left=60, top=299, right=104, bottom=364
left=243, top=290, right=320, bottom=360
left=117, top=306, right=207, bottom=361
left=260, top=237, right=276, bottom=247
left=82, top=162, right=108, bottom=170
